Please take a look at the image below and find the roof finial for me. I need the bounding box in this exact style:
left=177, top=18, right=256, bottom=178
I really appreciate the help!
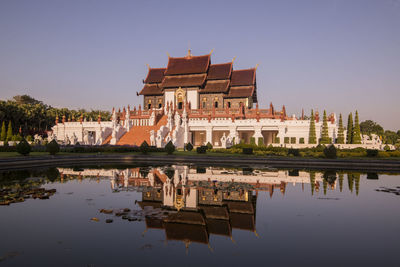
left=255, top=63, right=259, bottom=70
left=166, top=52, right=170, bottom=58
left=232, top=56, right=237, bottom=63
left=146, top=64, right=150, bottom=70
left=210, top=48, right=214, bottom=55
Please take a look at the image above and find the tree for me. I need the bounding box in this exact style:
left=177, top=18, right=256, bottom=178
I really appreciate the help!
left=46, top=140, right=60, bottom=155
left=352, top=111, right=361, bottom=144
left=360, top=120, right=384, bottom=136
left=336, top=114, right=345, bottom=144
left=320, top=110, right=330, bottom=144
left=383, top=130, right=398, bottom=145
left=140, top=141, right=149, bottom=154
left=6, top=121, right=13, bottom=141
left=0, top=121, right=5, bottom=141
left=165, top=141, right=175, bottom=155
left=308, top=110, right=317, bottom=144
left=12, top=95, right=42, bottom=105
left=346, top=113, right=353, bottom=144
left=16, top=139, right=31, bottom=156
left=323, top=144, right=337, bottom=159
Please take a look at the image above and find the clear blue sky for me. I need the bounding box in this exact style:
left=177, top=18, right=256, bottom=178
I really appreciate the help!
left=1, top=0, right=399, bottom=130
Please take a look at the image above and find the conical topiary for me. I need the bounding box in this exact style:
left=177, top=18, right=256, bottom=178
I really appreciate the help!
left=352, top=110, right=362, bottom=144
left=346, top=113, right=353, bottom=144
left=0, top=122, right=6, bottom=141
left=320, top=110, right=330, bottom=144
left=308, top=110, right=317, bottom=144
left=336, top=114, right=345, bottom=144
left=6, top=121, right=13, bottom=141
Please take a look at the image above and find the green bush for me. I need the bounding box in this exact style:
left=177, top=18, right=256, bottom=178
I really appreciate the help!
left=284, top=137, right=289, bottom=144
left=299, top=137, right=305, bottom=144
left=16, top=139, right=31, bottom=156
left=206, top=142, right=213, bottom=150
left=140, top=141, right=149, bottom=154
left=186, top=142, right=193, bottom=151
left=366, top=149, right=379, bottom=157
left=288, top=148, right=300, bottom=157
left=73, top=144, right=85, bottom=153
left=197, top=146, right=207, bottom=154
left=26, top=135, right=33, bottom=142
left=257, top=137, right=264, bottom=147
left=165, top=141, right=175, bottom=155
left=384, top=145, right=390, bottom=151
left=242, top=147, right=253, bottom=155
left=323, top=145, right=337, bottom=159
left=290, top=137, right=296, bottom=144
left=46, top=140, right=60, bottom=155
left=250, top=137, right=256, bottom=145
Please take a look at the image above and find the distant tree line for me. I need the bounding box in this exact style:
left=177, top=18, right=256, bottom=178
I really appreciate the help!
left=0, top=95, right=111, bottom=140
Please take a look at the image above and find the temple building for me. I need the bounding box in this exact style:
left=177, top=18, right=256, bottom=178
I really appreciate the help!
left=50, top=50, right=345, bottom=149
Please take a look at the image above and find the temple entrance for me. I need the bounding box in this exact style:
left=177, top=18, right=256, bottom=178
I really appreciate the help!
left=212, top=131, right=229, bottom=147
left=238, top=131, right=255, bottom=144
left=191, top=131, right=206, bottom=146
left=262, top=130, right=278, bottom=145
left=178, top=102, right=183, bottom=109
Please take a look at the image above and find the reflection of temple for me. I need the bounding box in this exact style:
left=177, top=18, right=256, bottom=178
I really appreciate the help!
left=57, top=166, right=332, bottom=248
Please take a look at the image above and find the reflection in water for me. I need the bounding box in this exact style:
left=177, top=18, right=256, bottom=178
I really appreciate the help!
left=56, top=166, right=365, bottom=249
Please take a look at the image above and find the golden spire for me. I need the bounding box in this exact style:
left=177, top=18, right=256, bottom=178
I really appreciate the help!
left=255, top=63, right=259, bottom=70
left=232, top=56, right=237, bottom=63
left=166, top=52, right=170, bottom=58
left=210, top=48, right=214, bottom=54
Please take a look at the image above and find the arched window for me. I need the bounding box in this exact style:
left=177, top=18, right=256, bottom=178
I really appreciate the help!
left=214, top=101, right=218, bottom=108
left=148, top=103, right=151, bottom=109
left=177, top=93, right=183, bottom=109
left=227, top=102, right=231, bottom=108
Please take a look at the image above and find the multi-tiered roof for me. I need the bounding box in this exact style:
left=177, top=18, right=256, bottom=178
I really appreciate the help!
left=139, top=51, right=257, bottom=103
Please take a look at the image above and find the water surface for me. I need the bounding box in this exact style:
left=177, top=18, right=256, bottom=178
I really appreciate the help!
left=0, top=165, right=399, bottom=266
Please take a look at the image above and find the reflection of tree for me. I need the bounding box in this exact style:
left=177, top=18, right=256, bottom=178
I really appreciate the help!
left=165, top=168, right=175, bottom=180
left=347, top=173, right=354, bottom=193
left=354, top=173, right=361, bottom=195
left=338, top=173, right=344, bottom=192
left=309, top=171, right=315, bottom=195
left=323, top=171, right=337, bottom=195
left=46, top=168, right=60, bottom=182
left=139, top=167, right=150, bottom=178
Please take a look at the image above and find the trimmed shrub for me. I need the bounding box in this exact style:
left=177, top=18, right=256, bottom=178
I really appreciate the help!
left=288, top=148, right=300, bottom=157
left=165, top=141, right=175, bottom=155
left=26, top=135, right=33, bottom=142
left=323, top=145, right=337, bottom=159
left=384, top=145, right=390, bottom=151
left=73, top=144, right=85, bottom=153
left=242, top=147, right=253, bottom=155
left=197, top=146, right=207, bottom=154
left=284, top=137, right=289, bottom=144
left=366, top=149, right=379, bottom=157
left=274, top=137, right=280, bottom=144
left=186, top=142, right=193, bottom=151
left=257, top=137, right=264, bottom=147
left=16, top=139, right=31, bottom=156
left=290, top=137, right=296, bottom=144
left=46, top=140, right=60, bottom=155
left=250, top=137, right=256, bottom=145
left=299, top=137, right=305, bottom=144
left=206, top=142, right=213, bottom=150
left=140, top=141, right=149, bottom=154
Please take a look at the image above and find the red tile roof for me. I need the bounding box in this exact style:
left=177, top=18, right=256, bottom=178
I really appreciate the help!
left=164, top=54, right=210, bottom=75
left=224, top=86, right=254, bottom=98
left=207, top=62, right=232, bottom=80
left=161, top=74, right=207, bottom=88
left=139, top=84, right=163, bottom=95
left=144, top=68, right=166, bottom=84
left=201, top=80, right=230, bottom=93
left=230, top=69, right=256, bottom=86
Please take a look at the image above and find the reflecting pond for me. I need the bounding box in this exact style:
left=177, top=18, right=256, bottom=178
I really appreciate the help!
left=0, top=165, right=399, bottom=266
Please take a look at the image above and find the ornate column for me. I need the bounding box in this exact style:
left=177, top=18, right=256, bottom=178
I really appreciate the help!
left=206, top=126, right=213, bottom=145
